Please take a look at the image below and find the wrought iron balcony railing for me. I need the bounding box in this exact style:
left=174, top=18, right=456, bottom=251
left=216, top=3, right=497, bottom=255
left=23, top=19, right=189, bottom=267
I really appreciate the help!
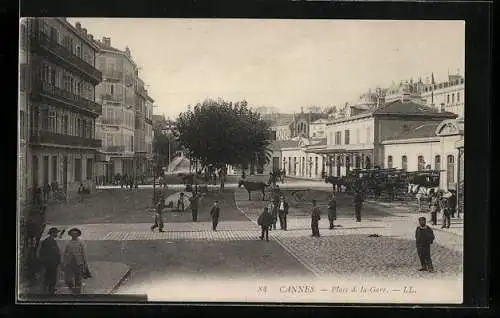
left=30, top=130, right=102, bottom=148
left=34, top=81, right=102, bottom=115
left=31, top=32, right=102, bottom=84
left=104, top=145, right=126, bottom=153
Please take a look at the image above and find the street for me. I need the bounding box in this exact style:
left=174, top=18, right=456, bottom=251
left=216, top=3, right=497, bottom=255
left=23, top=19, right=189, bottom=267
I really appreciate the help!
left=38, top=180, right=463, bottom=300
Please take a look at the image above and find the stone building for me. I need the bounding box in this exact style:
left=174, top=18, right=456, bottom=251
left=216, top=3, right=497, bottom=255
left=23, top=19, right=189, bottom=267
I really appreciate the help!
left=93, top=36, right=154, bottom=183
left=19, top=18, right=103, bottom=203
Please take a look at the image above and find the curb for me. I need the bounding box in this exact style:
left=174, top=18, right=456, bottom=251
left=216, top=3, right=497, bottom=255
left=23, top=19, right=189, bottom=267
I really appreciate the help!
left=110, top=267, right=132, bottom=294
left=233, top=188, right=321, bottom=278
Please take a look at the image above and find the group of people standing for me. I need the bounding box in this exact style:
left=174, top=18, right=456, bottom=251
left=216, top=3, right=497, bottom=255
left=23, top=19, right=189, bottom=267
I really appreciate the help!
left=37, top=227, right=91, bottom=295
left=428, top=189, right=457, bottom=228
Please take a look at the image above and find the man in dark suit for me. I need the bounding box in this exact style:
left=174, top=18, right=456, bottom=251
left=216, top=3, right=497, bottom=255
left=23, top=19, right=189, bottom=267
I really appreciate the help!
left=210, top=201, right=220, bottom=231
left=353, top=192, right=363, bottom=222
left=38, top=227, right=61, bottom=295
left=415, top=217, right=435, bottom=272
left=277, top=195, right=289, bottom=230
left=311, top=200, right=321, bottom=237
left=328, top=194, right=337, bottom=230
left=190, top=193, right=199, bottom=222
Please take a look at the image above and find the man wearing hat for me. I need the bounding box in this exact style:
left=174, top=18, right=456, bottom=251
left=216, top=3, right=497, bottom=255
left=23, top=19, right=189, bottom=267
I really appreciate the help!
left=38, top=227, right=61, bottom=295
left=415, top=217, right=435, bottom=272
left=62, top=228, right=91, bottom=295
left=210, top=201, right=220, bottom=231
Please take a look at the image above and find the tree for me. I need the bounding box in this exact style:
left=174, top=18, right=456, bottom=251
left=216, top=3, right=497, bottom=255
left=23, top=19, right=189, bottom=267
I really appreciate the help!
left=152, top=126, right=180, bottom=173
left=176, top=98, right=272, bottom=173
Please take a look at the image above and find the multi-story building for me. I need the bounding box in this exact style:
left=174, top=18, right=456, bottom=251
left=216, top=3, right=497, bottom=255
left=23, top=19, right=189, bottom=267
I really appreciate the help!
left=93, top=36, right=154, bottom=183
left=289, top=108, right=328, bottom=138
left=19, top=18, right=103, bottom=204
left=420, top=74, right=464, bottom=118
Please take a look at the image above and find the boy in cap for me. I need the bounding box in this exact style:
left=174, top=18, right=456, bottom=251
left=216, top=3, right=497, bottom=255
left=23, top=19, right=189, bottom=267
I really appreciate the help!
left=38, top=227, right=61, bottom=295
left=415, top=217, right=435, bottom=272
left=210, top=201, right=220, bottom=231
left=62, top=228, right=91, bottom=295
left=257, top=207, right=273, bottom=241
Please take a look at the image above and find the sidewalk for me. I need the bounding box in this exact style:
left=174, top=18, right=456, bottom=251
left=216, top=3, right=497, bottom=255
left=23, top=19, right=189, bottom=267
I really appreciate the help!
left=22, top=261, right=131, bottom=296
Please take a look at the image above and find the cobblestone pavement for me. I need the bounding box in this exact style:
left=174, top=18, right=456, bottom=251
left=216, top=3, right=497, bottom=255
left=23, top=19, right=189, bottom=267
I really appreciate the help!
left=234, top=188, right=463, bottom=279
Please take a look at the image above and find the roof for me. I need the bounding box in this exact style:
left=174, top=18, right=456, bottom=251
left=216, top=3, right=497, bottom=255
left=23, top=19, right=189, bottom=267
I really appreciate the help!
left=311, top=119, right=330, bottom=124
left=372, top=100, right=457, bottom=117
left=385, top=122, right=441, bottom=141
left=268, top=139, right=300, bottom=150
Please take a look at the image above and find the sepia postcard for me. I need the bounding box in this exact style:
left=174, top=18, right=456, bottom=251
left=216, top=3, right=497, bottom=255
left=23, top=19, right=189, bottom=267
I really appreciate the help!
left=18, top=18, right=465, bottom=304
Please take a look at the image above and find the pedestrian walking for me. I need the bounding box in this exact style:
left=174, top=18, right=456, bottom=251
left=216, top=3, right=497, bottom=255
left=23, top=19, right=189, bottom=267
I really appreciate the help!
left=448, top=190, right=457, bottom=218
left=277, top=195, right=289, bottom=230
left=440, top=195, right=451, bottom=228
left=270, top=200, right=278, bottom=230
left=429, top=191, right=439, bottom=225
left=210, top=200, right=220, bottom=231
left=151, top=197, right=165, bottom=232
left=328, top=194, right=337, bottom=230
left=415, top=217, right=435, bottom=272
left=177, top=192, right=185, bottom=212
left=190, top=193, right=199, bottom=222
left=38, top=227, right=61, bottom=295
left=257, top=207, right=273, bottom=241
left=354, top=192, right=363, bottom=222
left=62, top=228, right=91, bottom=295
left=311, top=200, right=321, bottom=237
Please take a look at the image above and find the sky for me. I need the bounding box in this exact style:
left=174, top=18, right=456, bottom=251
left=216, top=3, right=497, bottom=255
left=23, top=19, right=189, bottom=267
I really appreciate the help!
left=68, top=18, right=464, bottom=119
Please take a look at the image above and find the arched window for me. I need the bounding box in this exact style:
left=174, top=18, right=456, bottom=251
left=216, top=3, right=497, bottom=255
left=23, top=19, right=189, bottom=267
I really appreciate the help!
left=447, top=155, right=455, bottom=188
left=417, top=156, right=425, bottom=171
left=401, top=155, right=408, bottom=171
left=435, top=155, right=441, bottom=171
left=387, top=156, right=393, bottom=169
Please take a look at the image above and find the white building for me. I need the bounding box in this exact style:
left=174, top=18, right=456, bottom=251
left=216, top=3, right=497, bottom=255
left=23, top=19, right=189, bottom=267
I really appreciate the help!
left=420, top=74, right=464, bottom=118
left=309, top=119, right=330, bottom=139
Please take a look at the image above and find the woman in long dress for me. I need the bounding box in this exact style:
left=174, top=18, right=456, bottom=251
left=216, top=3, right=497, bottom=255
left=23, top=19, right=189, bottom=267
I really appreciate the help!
left=62, top=228, right=91, bottom=294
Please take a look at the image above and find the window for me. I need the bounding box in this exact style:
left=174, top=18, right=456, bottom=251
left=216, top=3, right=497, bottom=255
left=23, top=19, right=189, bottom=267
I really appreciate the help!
left=447, top=155, right=455, bottom=187
left=77, top=118, right=81, bottom=137
left=435, top=155, right=441, bottom=171
left=387, top=155, right=393, bottom=169
left=447, top=94, right=450, bottom=104
left=48, top=110, right=56, bottom=132
left=63, top=115, right=68, bottom=134
left=417, top=156, right=425, bottom=171
left=401, top=155, right=408, bottom=171
left=20, top=64, right=29, bottom=92
left=130, top=135, right=134, bottom=152
left=335, top=131, right=342, bottom=145
left=452, top=93, right=455, bottom=104
left=52, top=156, right=57, bottom=183
left=106, top=133, right=113, bottom=146
left=344, top=130, right=350, bottom=145
left=457, top=92, right=460, bottom=102
left=41, top=108, right=49, bottom=130
left=20, top=110, right=26, bottom=140
left=315, top=157, right=318, bottom=175
left=74, top=158, right=82, bottom=182
left=86, top=158, right=93, bottom=180
left=43, top=156, right=49, bottom=185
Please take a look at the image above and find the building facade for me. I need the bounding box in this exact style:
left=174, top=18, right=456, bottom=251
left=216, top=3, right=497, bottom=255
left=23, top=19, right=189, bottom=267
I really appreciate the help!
left=93, top=37, right=154, bottom=183
left=420, top=74, right=464, bottom=118
left=20, top=18, right=103, bottom=203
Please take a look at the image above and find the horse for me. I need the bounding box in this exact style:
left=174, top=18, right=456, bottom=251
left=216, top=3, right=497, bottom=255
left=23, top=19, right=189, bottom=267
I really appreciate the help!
left=238, top=180, right=269, bottom=201
left=409, top=184, right=439, bottom=211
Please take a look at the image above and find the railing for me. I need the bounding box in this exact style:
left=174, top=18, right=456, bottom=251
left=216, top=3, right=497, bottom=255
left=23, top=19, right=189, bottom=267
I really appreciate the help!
left=36, top=81, right=102, bottom=115
left=103, top=70, right=123, bottom=80
left=32, top=31, right=102, bottom=83
left=101, top=118, right=122, bottom=125
left=30, top=130, right=102, bottom=148
left=104, top=145, right=126, bottom=153
left=101, top=93, right=122, bottom=102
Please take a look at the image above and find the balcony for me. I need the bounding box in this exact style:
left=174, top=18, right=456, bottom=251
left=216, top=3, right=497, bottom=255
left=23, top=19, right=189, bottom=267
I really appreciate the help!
left=101, top=118, right=122, bottom=126
left=33, top=81, right=102, bottom=116
left=101, top=93, right=122, bottom=103
left=104, top=146, right=125, bottom=153
left=31, top=31, right=102, bottom=84
left=103, top=70, right=123, bottom=81
left=30, top=130, right=102, bottom=149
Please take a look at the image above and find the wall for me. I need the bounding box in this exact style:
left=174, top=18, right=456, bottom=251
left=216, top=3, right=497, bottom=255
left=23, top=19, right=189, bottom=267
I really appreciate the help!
left=326, top=117, right=374, bottom=148
left=421, top=82, right=464, bottom=117
left=383, top=140, right=440, bottom=171
left=438, top=134, right=462, bottom=190
left=309, top=122, right=327, bottom=139
left=281, top=148, right=307, bottom=177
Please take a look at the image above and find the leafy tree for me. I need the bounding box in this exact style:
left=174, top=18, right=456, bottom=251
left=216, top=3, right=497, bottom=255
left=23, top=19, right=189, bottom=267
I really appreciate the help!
left=152, top=126, right=180, bottom=173
left=176, top=98, right=272, bottom=172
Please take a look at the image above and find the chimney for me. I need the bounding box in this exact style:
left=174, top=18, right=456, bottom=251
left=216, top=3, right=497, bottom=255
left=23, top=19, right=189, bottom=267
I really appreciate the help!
left=102, top=37, right=111, bottom=46
left=125, top=46, right=131, bottom=57
left=76, top=22, right=81, bottom=30
left=82, top=28, right=87, bottom=35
